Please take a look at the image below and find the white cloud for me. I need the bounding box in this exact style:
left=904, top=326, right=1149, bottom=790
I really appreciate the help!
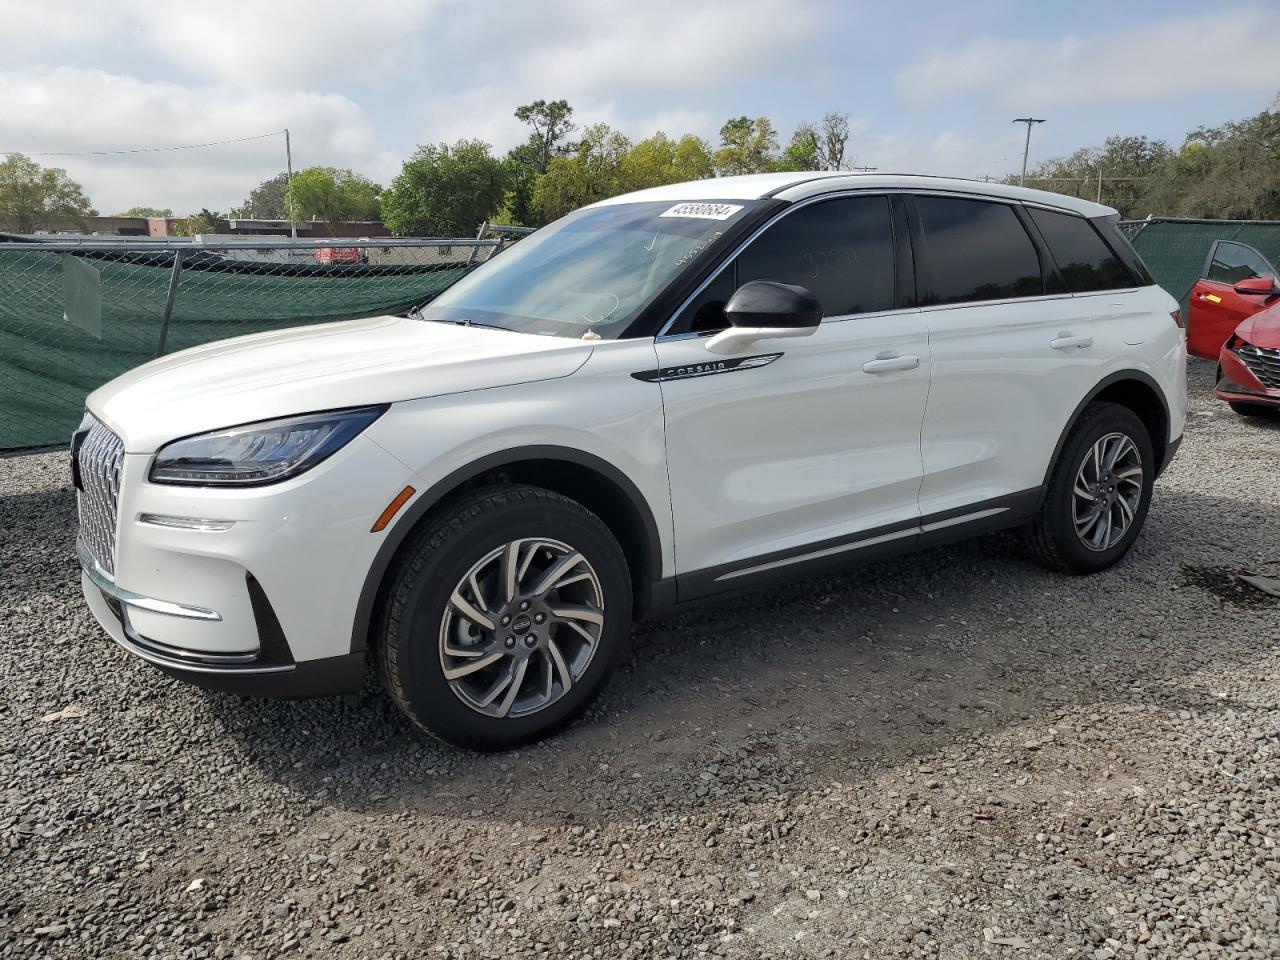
left=122, top=0, right=443, bottom=88
left=0, top=68, right=380, bottom=214
left=898, top=7, right=1280, bottom=107
left=0, top=0, right=443, bottom=88
left=514, top=0, right=826, bottom=97
left=860, top=128, right=1026, bottom=180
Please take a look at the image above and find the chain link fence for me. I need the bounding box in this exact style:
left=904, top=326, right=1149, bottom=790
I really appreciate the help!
left=1120, top=217, right=1280, bottom=312
left=0, top=230, right=531, bottom=452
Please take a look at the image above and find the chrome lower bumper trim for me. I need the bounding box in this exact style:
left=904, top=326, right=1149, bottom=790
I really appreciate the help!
left=77, top=538, right=223, bottom=622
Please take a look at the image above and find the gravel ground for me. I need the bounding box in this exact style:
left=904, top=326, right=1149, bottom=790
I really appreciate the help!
left=2, top=359, right=1277, bottom=960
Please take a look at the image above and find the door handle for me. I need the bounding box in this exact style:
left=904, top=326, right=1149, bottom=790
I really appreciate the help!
left=1050, top=335, right=1093, bottom=351
left=862, top=354, right=920, bottom=374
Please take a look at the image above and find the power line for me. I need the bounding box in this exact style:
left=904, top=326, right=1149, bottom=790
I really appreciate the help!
left=0, top=131, right=285, bottom=158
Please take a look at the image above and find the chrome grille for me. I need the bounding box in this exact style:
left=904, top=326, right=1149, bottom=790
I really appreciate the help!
left=76, top=414, right=125, bottom=575
left=1238, top=345, right=1280, bottom=390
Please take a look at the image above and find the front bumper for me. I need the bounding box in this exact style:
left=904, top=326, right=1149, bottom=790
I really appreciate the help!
left=74, top=428, right=416, bottom=698
left=80, top=540, right=364, bottom=698
left=1217, top=344, right=1280, bottom=407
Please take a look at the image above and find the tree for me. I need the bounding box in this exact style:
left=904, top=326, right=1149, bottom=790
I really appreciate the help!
left=381, top=140, right=510, bottom=236
left=776, top=125, right=821, bottom=172
left=115, top=206, right=173, bottom=218
left=1017, top=135, right=1174, bottom=219
left=619, top=132, right=714, bottom=192
left=1147, top=105, right=1280, bottom=219
left=513, top=99, right=577, bottom=173
left=500, top=100, right=578, bottom=228
left=171, top=209, right=227, bottom=236
left=713, top=117, right=779, bottom=176
left=0, top=153, right=97, bottom=232
left=239, top=172, right=291, bottom=219
left=533, top=123, right=631, bottom=222
left=285, top=167, right=382, bottom=231
left=777, top=113, right=851, bottom=172
left=815, top=112, right=851, bottom=171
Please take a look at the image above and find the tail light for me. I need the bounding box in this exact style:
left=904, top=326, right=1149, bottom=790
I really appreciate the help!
left=1170, top=308, right=1184, bottom=329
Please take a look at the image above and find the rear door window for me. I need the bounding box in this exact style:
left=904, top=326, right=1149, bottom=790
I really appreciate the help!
left=1028, top=207, right=1133, bottom=292
left=1205, top=241, right=1278, bottom=285
left=913, top=196, right=1043, bottom=305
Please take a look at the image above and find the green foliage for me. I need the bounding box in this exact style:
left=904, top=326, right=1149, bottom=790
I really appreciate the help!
left=713, top=117, right=780, bottom=176
left=0, top=153, right=97, bottom=232
left=776, top=126, right=821, bottom=172
left=1018, top=136, right=1174, bottom=219
left=1147, top=106, right=1280, bottom=219
left=285, top=167, right=382, bottom=231
left=239, top=172, right=291, bottom=220
left=1015, top=96, right=1280, bottom=220
left=171, top=209, right=227, bottom=236
left=619, top=132, right=714, bottom=192
left=381, top=140, right=510, bottom=236
left=513, top=99, right=577, bottom=173
left=114, top=206, right=173, bottom=218
left=533, top=123, right=632, bottom=222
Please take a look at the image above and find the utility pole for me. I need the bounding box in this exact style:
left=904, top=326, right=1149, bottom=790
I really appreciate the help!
left=284, top=128, right=297, bottom=239
left=1096, top=167, right=1103, bottom=203
left=1012, top=117, right=1045, bottom=186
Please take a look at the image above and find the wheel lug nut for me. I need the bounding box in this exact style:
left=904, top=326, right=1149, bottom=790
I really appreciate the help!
left=519, top=600, right=530, bottom=611
left=501, top=615, right=511, bottom=626
left=505, top=636, right=515, bottom=648
left=524, top=635, right=537, bottom=648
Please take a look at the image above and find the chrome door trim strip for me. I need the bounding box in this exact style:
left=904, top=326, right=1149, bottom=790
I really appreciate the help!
left=919, top=506, right=1008, bottom=533
left=714, top=527, right=918, bottom=583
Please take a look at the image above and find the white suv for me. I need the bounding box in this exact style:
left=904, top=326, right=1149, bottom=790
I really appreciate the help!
left=74, top=173, right=1186, bottom=749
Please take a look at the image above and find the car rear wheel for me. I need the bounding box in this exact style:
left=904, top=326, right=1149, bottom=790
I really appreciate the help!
left=377, top=485, right=632, bottom=750
left=1025, top=402, right=1154, bottom=574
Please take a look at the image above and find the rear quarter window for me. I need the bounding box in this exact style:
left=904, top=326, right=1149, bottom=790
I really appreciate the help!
left=1028, top=207, right=1133, bottom=293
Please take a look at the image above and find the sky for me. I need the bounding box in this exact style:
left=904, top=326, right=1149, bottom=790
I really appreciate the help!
left=4, top=0, right=1280, bottom=216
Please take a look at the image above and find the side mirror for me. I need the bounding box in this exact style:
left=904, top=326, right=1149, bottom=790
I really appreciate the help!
left=705, top=280, right=822, bottom=355
left=1233, top=276, right=1280, bottom=297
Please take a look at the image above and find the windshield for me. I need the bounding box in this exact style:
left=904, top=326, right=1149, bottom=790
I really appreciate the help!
left=419, top=200, right=758, bottom=339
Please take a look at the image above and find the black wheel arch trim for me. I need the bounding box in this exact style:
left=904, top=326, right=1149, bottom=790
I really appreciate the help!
left=349, top=445, right=666, bottom=656
left=1041, top=369, right=1176, bottom=495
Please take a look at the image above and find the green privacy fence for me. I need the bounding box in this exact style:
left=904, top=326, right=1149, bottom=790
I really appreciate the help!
left=1119, top=217, right=1280, bottom=311
left=0, top=237, right=509, bottom=451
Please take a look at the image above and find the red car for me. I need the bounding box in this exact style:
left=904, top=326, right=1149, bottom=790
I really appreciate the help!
left=1187, top=239, right=1280, bottom=416
left=314, top=246, right=364, bottom=265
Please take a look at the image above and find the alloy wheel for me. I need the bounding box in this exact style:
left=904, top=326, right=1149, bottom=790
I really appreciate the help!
left=1071, top=431, right=1144, bottom=552
left=438, top=537, right=604, bottom=718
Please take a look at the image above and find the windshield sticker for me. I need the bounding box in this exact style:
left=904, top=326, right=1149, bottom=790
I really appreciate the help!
left=659, top=202, right=744, bottom=221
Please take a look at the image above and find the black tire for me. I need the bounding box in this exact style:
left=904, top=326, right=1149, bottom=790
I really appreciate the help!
left=1025, top=402, right=1155, bottom=574
left=1228, top=400, right=1274, bottom=417
left=376, top=485, right=632, bottom=750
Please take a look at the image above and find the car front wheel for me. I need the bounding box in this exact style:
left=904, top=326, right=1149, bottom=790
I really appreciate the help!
left=377, top=485, right=632, bottom=750
left=1026, top=401, right=1154, bottom=574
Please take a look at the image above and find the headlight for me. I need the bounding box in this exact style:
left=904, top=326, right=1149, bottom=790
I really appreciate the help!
left=149, top=405, right=387, bottom=486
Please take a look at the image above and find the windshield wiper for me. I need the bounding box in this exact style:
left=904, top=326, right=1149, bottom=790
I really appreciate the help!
left=456, top=318, right=512, bottom=332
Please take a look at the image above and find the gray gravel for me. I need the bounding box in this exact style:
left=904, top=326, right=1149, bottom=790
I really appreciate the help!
left=2, top=358, right=1277, bottom=959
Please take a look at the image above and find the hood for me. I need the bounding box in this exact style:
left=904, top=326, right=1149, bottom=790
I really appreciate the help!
left=89, top=314, right=593, bottom=452
left=1236, top=301, right=1280, bottom=350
